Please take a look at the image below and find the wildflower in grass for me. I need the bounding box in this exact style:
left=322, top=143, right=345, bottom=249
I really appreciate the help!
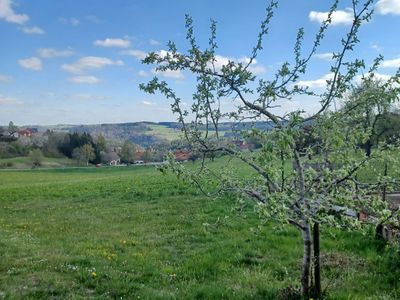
left=91, top=271, right=97, bottom=278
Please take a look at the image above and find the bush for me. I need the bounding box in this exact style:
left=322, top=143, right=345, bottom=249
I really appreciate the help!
left=29, top=149, right=44, bottom=167
left=0, top=162, right=14, bottom=168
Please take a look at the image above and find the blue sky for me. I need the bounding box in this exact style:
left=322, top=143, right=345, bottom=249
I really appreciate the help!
left=0, top=0, right=399, bottom=125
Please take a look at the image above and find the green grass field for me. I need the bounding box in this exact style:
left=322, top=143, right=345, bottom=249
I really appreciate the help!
left=0, top=165, right=399, bottom=299
left=0, top=156, right=76, bottom=169
left=147, top=124, right=183, bottom=141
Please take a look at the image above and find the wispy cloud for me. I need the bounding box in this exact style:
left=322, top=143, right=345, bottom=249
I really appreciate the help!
left=37, top=48, right=75, bottom=59
left=121, top=49, right=148, bottom=60
left=142, top=100, right=155, bottom=106
left=18, top=57, right=42, bottom=71
left=68, top=75, right=101, bottom=84
left=61, top=56, right=123, bottom=74
left=21, top=26, right=45, bottom=34
left=376, top=0, right=400, bottom=15
left=138, top=70, right=149, bottom=77
left=73, top=93, right=108, bottom=101
left=149, top=39, right=161, bottom=46
left=0, top=94, right=22, bottom=105
left=356, top=73, right=393, bottom=83
left=85, top=15, right=101, bottom=23
left=0, top=0, right=29, bottom=24
left=59, top=17, right=80, bottom=26
left=309, top=9, right=353, bottom=25
left=314, top=52, right=334, bottom=61
left=94, top=38, right=131, bottom=48
left=211, top=55, right=266, bottom=75
left=371, top=43, right=383, bottom=52
left=0, top=74, right=12, bottom=82
left=152, top=69, right=184, bottom=80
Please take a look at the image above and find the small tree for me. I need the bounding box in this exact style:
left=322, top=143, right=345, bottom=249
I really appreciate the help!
left=140, top=0, right=400, bottom=297
left=120, top=140, right=136, bottom=164
left=72, top=147, right=83, bottom=166
left=344, top=80, right=398, bottom=157
left=8, top=121, right=17, bottom=136
left=73, top=144, right=95, bottom=166
left=96, top=135, right=107, bottom=152
left=29, top=149, right=43, bottom=168
left=143, top=148, right=153, bottom=163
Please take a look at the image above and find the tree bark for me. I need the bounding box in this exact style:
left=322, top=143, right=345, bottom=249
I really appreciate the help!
left=313, top=222, right=321, bottom=299
left=301, top=223, right=312, bottom=298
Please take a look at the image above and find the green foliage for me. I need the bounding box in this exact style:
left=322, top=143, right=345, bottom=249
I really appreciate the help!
left=28, top=149, right=43, bottom=167
left=140, top=0, right=399, bottom=296
left=143, top=148, right=153, bottom=162
left=96, top=135, right=107, bottom=153
left=72, top=144, right=95, bottom=166
left=8, top=121, right=17, bottom=135
left=58, top=132, right=94, bottom=158
left=120, top=140, right=136, bottom=164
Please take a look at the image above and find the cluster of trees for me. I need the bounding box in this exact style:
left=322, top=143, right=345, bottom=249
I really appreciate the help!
left=0, top=122, right=32, bottom=158
left=0, top=123, right=170, bottom=166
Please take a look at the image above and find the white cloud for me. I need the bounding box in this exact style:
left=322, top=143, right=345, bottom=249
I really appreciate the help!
left=94, top=38, right=130, bottom=48
left=0, top=74, right=12, bottom=82
left=59, top=17, right=80, bottom=26
left=37, top=48, right=75, bottom=59
left=356, top=73, right=393, bottom=83
left=138, top=70, right=149, bottom=77
left=371, top=43, right=383, bottom=52
left=248, top=64, right=267, bottom=75
left=152, top=69, right=184, bottom=80
left=142, top=100, right=155, bottom=106
left=381, top=57, right=400, bottom=68
left=309, top=9, right=353, bottom=25
left=21, top=26, right=45, bottom=34
left=296, top=73, right=334, bottom=89
left=61, top=56, right=124, bottom=74
left=121, top=49, right=148, bottom=60
left=211, top=55, right=266, bottom=75
left=18, top=57, right=42, bottom=71
left=149, top=39, right=161, bottom=46
left=68, top=75, right=101, bottom=84
left=373, top=73, right=392, bottom=81
left=0, top=0, right=29, bottom=24
left=314, top=52, right=334, bottom=61
left=376, top=0, right=400, bottom=15
left=73, top=93, right=108, bottom=101
left=85, top=15, right=101, bottom=23
left=0, top=94, right=22, bottom=105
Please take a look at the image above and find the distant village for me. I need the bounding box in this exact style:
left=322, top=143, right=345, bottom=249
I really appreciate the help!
left=0, top=122, right=254, bottom=168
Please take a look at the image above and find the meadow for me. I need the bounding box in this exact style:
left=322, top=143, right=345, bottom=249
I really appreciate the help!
left=0, top=164, right=399, bottom=299
left=0, top=156, right=75, bottom=169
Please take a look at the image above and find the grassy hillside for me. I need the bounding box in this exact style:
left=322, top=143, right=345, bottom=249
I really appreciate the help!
left=0, top=165, right=398, bottom=299
left=0, top=156, right=76, bottom=169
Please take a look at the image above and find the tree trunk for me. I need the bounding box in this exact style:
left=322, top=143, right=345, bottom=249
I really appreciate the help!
left=313, top=222, right=321, bottom=299
left=301, top=223, right=312, bottom=297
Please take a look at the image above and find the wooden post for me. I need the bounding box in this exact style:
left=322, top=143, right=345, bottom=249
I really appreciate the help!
left=382, top=161, right=388, bottom=202
left=313, top=222, right=321, bottom=299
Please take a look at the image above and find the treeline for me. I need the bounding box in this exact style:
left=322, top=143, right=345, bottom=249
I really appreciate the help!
left=0, top=122, right=171, bottom=167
